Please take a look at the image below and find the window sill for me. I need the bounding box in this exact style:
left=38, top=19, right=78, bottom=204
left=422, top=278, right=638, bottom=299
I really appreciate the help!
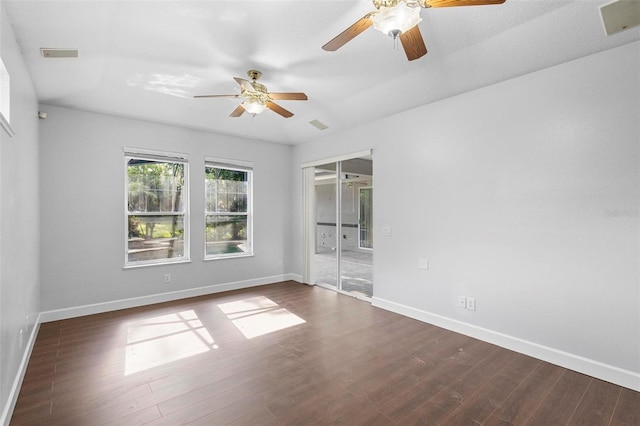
left=204, top=253, right=254, bottom=262
left=123, top=259, right=191, bottom=269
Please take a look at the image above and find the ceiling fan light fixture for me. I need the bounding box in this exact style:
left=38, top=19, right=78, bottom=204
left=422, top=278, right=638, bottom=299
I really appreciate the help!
left=196, top=70, right=306, bottom=118
left=371, top=1, right=422, bottom=38
left=242, top=100, right=267, bottom=115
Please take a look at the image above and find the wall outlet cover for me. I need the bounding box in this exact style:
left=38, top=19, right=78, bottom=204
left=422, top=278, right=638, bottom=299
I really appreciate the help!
left=466, top=297, right=476, bottom=311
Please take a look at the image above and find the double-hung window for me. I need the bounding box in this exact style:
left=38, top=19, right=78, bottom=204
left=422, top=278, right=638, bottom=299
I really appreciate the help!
left=205, top=158, right=253, bottom=259
left=125, top=149, right=189, bottom=267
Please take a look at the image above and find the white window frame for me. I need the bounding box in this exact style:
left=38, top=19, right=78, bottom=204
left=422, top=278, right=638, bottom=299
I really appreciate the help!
left=204, top=157, right=253, bottom=260
left=124, top=148, right=190, bottom=268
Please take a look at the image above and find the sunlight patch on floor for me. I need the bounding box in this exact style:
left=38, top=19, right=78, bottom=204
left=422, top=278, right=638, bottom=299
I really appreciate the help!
left=124, top=309, right=217, bottom=375
left=217, top=296, right=306, bottom=339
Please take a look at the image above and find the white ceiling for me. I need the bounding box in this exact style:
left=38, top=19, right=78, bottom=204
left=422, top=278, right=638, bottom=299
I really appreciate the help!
left=5, top=0, right=640, bottom=145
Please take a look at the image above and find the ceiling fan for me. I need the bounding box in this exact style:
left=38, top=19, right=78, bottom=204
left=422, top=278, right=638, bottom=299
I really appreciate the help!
left=323, top=0, right=506, bottom=61
left=194, top=70, right=307, bottom=118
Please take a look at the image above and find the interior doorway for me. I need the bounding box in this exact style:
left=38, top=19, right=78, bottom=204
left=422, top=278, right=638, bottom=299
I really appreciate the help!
left=303, top=152, right=373, bottom=300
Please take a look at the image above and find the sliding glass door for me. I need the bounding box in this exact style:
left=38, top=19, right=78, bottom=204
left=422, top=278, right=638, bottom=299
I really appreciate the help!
left=307, top=153, right=373, bottom=299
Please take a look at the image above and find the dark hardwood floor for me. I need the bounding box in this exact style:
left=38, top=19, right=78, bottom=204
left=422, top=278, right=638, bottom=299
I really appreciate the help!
left=11, top=281, right=639, bottom=425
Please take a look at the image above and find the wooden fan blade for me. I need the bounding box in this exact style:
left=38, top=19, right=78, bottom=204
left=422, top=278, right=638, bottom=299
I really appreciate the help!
left=233, top=77, right=256, bottom=92
left=229, top=104, right=245, bottom=117
left=424, top=0, right=505, bottom=7
left=400, top=25, right=427, bottom=61
left=268, top=92, right=308, bottom=101
left=322, top=13, right=374, bottom=51
left=266, top=101, right=293, bottom=118
left=194, top=94, right=239, bottom=98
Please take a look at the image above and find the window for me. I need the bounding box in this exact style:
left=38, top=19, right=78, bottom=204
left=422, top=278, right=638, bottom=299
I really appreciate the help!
left=205, top=159, right=253, bottom=259
left=125, top=150, right=189, bottom=267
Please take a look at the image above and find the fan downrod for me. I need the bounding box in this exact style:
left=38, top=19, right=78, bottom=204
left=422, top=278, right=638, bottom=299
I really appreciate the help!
left=247, top=70, right=262, bottom=82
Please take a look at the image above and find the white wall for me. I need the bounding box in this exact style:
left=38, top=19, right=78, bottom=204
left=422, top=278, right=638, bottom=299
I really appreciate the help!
left=39, top=105, right=292, bottom=312
left=291, top=41, right=640, bottom=389
left=0, top=0, right=41, bottom=422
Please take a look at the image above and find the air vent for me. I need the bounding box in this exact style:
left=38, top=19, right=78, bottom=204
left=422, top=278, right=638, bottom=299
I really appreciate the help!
left=40, top=48, right=78, bottom=58
left=309, top=119, right=329, bottom=130
left=600, top=0, right=640, bottom=36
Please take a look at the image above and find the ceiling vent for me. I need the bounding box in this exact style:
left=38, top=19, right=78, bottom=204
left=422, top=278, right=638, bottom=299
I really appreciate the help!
left=40, top=48, right=78, bottom=58
left=600, top=0, right=640, bottom=36
left=309, top=119, right=329, bottom=130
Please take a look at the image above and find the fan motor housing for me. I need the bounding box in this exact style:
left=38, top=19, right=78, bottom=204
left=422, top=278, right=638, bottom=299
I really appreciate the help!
left=251, top=82, right=267, bottom=94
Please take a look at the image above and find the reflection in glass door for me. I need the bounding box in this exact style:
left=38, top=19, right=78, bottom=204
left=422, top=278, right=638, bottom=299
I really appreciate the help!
left=311, top=155, right=373, bottom=299
left=359, top=187, right=373, bottom=250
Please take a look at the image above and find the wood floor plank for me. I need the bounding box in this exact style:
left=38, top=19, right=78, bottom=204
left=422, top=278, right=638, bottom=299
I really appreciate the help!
left=436, top=354, right=538, bottom=425
left=48, top=382, right=153, bottom=421
left=285, top=386, right=375, bottom=425
left=485, top=359, right=565, bottom=425
left=9, top=281, right=637, bottom=426
left=101, top=404, right=162, bottom=426
left=610, top=387, right=640, bottom=426
left=146, top=384, right=263, bottom=425
left=374, top=351, right=482, bottom=421
left=225, top=405, right=279, bottom=426
left=568, top=378, right=621, bottom=425
left=343, top=352, right=436, bottom=403
left=337, top=407, right=395, bottom=426
left=8, top=400, right=52, bottom=425
left=183, top=393, right=271, bottom=426
left=156, top=363, right=273, bottom=416
left=525, top=369, right=593, bottom=425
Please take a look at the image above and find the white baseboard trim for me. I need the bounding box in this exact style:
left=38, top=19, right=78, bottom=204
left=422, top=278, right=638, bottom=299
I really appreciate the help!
left=288, top=273, right=303, bottom=283
left=1, top=314, right=41, bottom=426
left=40, top=274, right=299, bottom=323
left=372, top=296, right=640, bottom=392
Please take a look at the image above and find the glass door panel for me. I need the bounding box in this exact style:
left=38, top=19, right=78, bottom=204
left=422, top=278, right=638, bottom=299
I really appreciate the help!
left=340, top=158, right=373, bottom=298
left=314, top=163, right=337, bottom=288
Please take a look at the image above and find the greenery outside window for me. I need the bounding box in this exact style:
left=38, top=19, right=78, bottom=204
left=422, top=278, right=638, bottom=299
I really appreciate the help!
left=205, top=159, right=253, bottom=259
left=125, top=149, right=189, bottom=267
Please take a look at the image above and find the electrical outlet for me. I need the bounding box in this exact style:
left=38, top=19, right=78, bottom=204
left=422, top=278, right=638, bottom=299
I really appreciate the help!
left=466, top=298, right=476, bottom=311
left=164, top=273, right=171, bottom=283
left=457, top=296, right=467, bottom=308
